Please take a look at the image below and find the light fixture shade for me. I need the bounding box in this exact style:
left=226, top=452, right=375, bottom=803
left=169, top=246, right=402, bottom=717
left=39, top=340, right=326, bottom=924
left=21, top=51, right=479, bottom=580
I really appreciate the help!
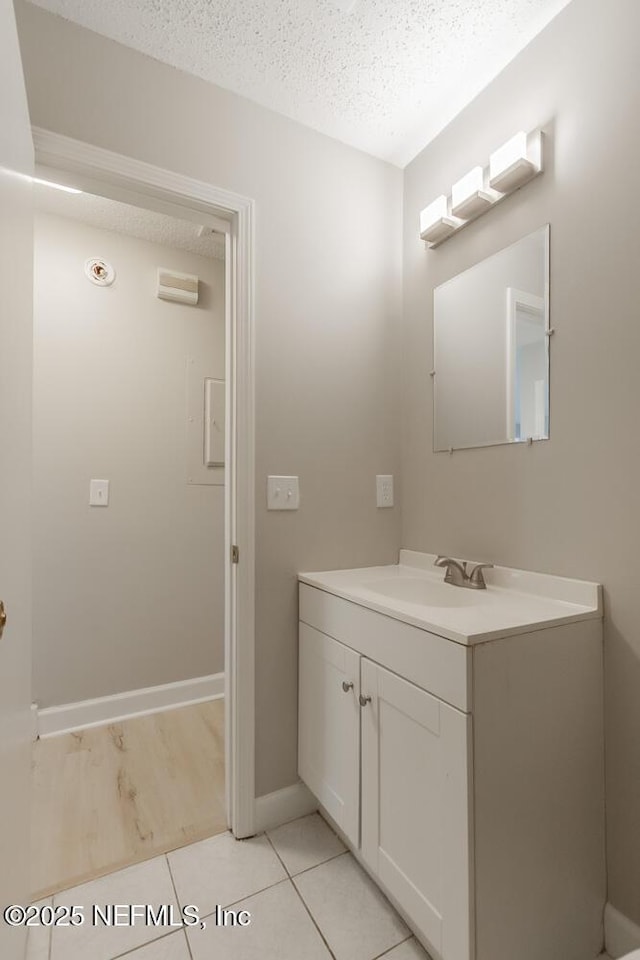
left=489, top=131, right=542, bottom=193
left=420, top=195, right=460, bottom=245
left=451, top=166, right=497, bottom=219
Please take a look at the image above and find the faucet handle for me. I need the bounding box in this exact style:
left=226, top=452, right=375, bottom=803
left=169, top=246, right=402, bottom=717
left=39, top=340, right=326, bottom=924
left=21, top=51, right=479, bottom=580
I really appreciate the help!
left=468, top=562, right=493, bottom=588
left=434, top=555, right=466, bottom=571
left=434, top=556, right=468, bottom=586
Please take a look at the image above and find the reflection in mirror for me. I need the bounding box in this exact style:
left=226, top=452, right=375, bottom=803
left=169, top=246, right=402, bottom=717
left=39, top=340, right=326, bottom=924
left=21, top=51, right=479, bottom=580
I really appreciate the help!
left=433, top=225, right=549, bottom=452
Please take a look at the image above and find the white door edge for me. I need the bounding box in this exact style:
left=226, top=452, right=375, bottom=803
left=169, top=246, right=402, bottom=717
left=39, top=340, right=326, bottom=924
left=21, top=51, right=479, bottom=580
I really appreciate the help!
left=31, top=126, right=257, bottom=838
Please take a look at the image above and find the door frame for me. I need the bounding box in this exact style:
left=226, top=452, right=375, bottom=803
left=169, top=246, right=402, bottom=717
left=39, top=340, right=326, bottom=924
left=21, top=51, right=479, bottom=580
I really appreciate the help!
left=31, top=127, right=257, bottom=838
left=505, top=286, right=547, bottom=442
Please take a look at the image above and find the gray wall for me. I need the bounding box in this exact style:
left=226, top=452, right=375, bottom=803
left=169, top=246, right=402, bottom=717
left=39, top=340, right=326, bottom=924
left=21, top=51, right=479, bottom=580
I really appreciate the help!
left=16, top=2, right=403, bottom=795
left=402, top=0, right=640, bottom=927
left=33, top=213, right=225, bottom=707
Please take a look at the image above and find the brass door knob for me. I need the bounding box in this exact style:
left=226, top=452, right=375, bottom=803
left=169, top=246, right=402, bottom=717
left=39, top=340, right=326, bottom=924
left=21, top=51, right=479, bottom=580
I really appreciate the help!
left=0, top=601, right=6, bottom=640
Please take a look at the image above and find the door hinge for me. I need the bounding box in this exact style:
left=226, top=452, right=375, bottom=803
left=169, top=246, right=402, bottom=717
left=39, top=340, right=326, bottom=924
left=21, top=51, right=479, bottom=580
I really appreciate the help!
left=231, top=545, right=240, bottom=564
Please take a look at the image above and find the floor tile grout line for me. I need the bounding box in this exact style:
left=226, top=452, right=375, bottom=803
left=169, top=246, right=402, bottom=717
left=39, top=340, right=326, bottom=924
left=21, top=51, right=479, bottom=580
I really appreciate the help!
left=180, top=926, right=193, bottom=959
left=106, top=927, right=181, bottom=960
left=39, top=895, right=53, bottom=960
left=265, top=833, right=338, bottom=960
left=289, top=874, right=340, bottom=960
left=264, top=831, right=294, bottom=879
left=203, top=875, right=290, bottom=915
left=287, top=847, right=349, bottom=881
left=47, top=910, right=53, bottom=960
left=165, top=853, right=195, bottom=960
left=370, top=933, right=416, bottom=960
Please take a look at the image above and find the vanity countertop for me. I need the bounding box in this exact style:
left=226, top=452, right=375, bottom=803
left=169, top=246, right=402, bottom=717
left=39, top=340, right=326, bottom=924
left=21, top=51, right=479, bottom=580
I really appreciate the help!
left=299, top=550, right=602, bottom=645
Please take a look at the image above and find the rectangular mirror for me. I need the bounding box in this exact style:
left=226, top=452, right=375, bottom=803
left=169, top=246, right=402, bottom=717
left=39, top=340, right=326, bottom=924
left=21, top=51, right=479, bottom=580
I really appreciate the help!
left=433, top=225, right=549, bottom=451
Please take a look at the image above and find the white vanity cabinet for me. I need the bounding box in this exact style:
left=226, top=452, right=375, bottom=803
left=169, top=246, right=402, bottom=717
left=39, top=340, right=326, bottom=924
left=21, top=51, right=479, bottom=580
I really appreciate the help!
left=360, top=659, right=472, bottom=960
left=298, top=624, right=471, bottom=958
left=298, top=588, right=473, bottom=960
left=298, top=561, right=605, bottom=960
left=298, top=622, right=360, bottom=846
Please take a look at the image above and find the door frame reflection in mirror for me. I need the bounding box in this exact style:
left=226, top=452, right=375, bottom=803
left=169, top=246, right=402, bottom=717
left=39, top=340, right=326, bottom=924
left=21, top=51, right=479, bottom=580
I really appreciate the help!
left=505, top=287, right=548, bottom=442
left=432, top=223, right=550, bottom=453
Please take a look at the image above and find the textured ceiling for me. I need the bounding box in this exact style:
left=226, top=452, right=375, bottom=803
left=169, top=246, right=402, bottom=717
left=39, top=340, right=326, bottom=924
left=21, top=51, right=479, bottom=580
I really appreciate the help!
left=27, top=0, right=572, bottom=165
left=34, top=183, right=226, bottom=260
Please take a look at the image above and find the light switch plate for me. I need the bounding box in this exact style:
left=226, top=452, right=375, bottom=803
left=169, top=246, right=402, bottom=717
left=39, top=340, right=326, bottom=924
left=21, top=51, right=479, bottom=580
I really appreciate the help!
left=376, top=475, right=394, bottom=508
left=89, top=479, right=109, bottom=507
left=267, top=476, right=300, bottom=510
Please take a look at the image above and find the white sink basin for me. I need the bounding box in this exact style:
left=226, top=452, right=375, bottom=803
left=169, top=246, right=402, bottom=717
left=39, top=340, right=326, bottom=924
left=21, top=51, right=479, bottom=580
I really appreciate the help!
left=299, top=551, right=603, bottom=644
left=362, top=577, right=484, bottom=607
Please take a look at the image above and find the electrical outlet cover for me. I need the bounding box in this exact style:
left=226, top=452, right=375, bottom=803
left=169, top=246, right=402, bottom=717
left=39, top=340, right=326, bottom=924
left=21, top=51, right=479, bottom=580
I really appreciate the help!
left=376, top=475, right=394, bottom=508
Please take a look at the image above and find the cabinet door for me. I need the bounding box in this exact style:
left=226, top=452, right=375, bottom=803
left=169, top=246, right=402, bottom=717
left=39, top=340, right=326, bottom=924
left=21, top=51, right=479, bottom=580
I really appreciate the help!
left=298, top=622, right=361, bottom=846
left=361, top=660, right=473, bottom=960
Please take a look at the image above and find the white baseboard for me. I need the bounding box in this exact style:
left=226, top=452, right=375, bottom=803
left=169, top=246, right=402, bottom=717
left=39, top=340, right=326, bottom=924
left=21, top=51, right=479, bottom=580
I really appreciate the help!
left=605, top=902, right=640, bottom=958
left=254, top=781, right=317, bottom=834
left=37, top=673, right=224, bottom=739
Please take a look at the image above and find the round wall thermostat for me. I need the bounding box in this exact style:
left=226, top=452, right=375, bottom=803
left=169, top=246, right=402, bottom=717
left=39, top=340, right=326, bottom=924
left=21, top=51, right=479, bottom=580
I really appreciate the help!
left=85, top=258, right=115, bottom=286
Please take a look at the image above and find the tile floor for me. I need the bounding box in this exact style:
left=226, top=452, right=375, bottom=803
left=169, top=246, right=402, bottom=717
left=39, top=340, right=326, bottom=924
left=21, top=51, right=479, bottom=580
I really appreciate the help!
left=27, top=812, right=428, bottom=960
left=26, top=810, right=613, bottom=960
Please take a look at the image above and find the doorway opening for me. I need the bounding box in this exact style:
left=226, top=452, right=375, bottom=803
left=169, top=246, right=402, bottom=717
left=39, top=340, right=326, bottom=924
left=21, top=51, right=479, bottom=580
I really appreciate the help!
left=27, top=131, right=256, bottom=901
left=30, top=180, right=230, bottom=897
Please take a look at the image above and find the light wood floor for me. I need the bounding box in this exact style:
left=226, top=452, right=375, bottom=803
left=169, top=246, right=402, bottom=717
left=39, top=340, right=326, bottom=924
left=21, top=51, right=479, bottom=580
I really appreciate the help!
left=31, top=699, right=226, bottom=900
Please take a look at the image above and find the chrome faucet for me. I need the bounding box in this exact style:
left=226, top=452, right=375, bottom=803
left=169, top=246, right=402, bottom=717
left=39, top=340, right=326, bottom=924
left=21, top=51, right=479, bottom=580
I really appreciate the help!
left=434, top=556, right=494, bottom=590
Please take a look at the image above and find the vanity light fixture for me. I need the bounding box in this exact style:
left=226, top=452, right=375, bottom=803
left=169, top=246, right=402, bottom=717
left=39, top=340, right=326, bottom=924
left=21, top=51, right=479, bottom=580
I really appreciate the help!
left=419, top=195, right=462, bottom=245
left=489, top=130, right=542, bottom=192
left=419, top=128, right=543, bottom=248
left=451, top=166, right=499, bottom=219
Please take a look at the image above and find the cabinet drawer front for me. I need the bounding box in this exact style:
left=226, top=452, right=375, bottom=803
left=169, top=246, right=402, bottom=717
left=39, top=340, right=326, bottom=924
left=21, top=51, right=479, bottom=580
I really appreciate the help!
left=298, top=623, right=360, bottom=846
left=299, top=584, right=471, bottom=712
left=361, top=660, right=473, bottom=960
